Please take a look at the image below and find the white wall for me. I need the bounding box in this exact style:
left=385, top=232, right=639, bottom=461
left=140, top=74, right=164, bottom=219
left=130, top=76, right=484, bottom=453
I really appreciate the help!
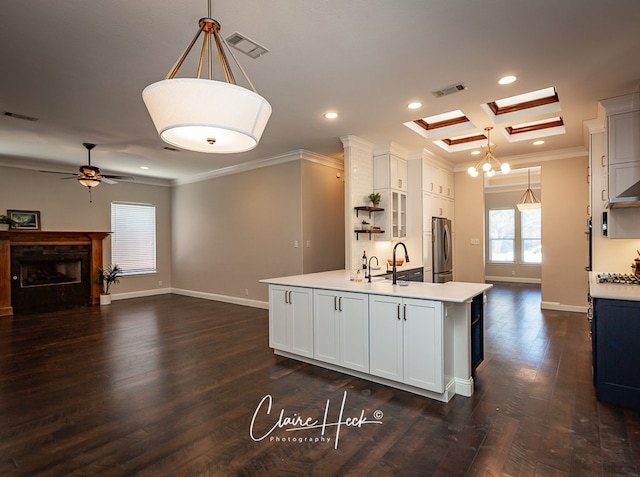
left=453, top=171, right=486, bottom=283
left=0, top=165, right=173, bottom=296
left=540, top=155, right=590, bottom=311
left=171, top=153, right=345, bottom=304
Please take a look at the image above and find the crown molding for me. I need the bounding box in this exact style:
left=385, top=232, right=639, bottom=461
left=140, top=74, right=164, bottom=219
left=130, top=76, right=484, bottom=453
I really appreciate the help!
left=172, top=149, right=342, bottom=186
left=454, top=146, right=588, bottom=173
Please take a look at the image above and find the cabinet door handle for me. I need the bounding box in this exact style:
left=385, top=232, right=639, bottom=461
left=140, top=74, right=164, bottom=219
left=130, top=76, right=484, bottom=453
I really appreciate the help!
left=288, top=290, right=293, bottom=304
left=285, top=290, right=289, bottom=304
left=338, top=297, right=343, bottom=312
left=334, top=296, right=338, bottom=311
left=403, top=304, right=407, bottom=321
left=601, top=189, right=606, bottom=202
left=601, top=154, right=606, bottom=168
left=397, top=303, right=401, bottom=320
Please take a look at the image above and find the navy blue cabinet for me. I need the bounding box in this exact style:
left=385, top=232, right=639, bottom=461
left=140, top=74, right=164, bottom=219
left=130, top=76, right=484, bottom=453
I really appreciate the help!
left=592, top=298, right=640, bottom=409
left=471, top=294, right=484, bottom=373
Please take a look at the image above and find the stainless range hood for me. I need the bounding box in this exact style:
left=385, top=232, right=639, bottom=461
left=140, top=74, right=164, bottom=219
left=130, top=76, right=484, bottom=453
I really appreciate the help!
left=607, top=179, right=640, bottom=208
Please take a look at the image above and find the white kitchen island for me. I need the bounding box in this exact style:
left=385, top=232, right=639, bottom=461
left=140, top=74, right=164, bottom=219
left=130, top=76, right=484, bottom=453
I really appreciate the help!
left=260, top=270, right=492, bottom=402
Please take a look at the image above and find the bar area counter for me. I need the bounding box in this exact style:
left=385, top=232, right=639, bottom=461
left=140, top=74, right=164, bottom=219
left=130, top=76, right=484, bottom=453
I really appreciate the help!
left=260, top=270, right=492, bottom=403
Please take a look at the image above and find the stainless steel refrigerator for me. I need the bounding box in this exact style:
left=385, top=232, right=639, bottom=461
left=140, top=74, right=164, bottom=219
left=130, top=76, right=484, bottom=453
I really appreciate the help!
left=432, top=217, right=453, bottom=283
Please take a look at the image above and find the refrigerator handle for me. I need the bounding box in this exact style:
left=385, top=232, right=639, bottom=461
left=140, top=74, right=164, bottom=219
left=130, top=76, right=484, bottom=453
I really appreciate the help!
left=443, top=223, right=451, bottom=262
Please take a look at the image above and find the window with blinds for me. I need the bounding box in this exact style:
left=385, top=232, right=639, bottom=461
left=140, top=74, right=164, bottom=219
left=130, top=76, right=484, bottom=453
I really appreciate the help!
left=111, top=202, right=156, bottom=275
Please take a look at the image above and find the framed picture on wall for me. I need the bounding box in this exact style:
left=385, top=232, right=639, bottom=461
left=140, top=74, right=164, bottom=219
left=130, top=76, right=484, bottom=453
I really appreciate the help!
left=7, top=210, right=41, bottom=230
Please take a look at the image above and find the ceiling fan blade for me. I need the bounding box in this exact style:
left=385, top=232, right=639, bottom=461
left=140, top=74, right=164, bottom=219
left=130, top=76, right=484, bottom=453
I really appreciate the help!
left=40, top=170, right=76, bottom=175
left=101, top=174, right=135, bottom=181
left=101, top=178, right=118, bottom=184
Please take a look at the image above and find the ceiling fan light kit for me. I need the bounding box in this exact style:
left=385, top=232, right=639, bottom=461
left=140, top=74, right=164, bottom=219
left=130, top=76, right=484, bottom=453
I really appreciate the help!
left=142, top=2, right=272, bottom=154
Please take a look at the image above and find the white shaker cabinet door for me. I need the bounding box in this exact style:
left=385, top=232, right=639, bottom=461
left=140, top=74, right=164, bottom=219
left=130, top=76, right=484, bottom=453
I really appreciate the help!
left=369, top=295, right=403, bottom=382
left=314, top=290, right=369, bottom=372
left=403, top=298, right=444, bottom=393
left=339, top=292, right=369, bottom=373
left=269, top=285, right=313, bottom=358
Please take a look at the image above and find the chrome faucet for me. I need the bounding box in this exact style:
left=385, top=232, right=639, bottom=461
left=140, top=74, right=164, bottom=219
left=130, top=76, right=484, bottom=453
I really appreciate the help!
left=367, top=256, right=379, bottom=283
left=392, top=242, right=410, bottom=285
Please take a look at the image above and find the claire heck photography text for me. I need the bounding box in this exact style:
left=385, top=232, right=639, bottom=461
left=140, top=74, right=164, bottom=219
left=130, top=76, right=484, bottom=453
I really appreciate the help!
left=249, top=390, right=384, bottom=449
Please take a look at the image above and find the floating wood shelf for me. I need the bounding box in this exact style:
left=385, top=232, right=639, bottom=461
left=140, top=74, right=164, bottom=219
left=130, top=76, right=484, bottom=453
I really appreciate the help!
left=354, top=206, right=384, bottom=218
left=354, top=229, right=384, bottom=240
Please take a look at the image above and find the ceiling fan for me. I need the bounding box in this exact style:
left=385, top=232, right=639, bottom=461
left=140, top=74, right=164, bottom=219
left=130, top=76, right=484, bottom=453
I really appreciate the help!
left=41, top=142, right=134, bottom=186
left=40, top=143, right=134, bottom=202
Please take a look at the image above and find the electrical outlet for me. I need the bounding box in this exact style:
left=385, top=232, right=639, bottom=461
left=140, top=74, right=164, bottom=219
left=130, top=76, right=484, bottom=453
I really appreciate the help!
left=294, top=240, right=299, bottom=248
left=158, top=280, right=163, bottom=286
left=245, top=288, right=249, bottom=296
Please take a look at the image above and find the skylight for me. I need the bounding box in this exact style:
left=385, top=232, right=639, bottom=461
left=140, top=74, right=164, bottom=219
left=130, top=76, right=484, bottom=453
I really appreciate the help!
left=403, top=110, right=475, bottom=139
left=503, top=116, right=566, bottom=142
left=481, top=86, right=561, bottom=125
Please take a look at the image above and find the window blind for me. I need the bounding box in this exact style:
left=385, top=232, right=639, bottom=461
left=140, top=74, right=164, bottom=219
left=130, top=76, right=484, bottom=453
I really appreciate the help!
left=111, top=202, right=156, bottom=275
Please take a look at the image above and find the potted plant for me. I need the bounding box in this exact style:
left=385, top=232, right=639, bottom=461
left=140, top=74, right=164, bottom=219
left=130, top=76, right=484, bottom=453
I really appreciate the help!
left=368, top=192, right=381, bottom=207
left=361, top=220, right=371, bottom=231
left=0, top=214, right=17, bottom=231
left=96, top=264, right=122, bottom=305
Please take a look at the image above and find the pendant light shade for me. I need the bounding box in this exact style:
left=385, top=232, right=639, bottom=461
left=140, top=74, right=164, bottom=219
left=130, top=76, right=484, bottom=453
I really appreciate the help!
left=517, top=169, right=541, bottom=210
left=142, top=5, right=272, bottom=154
left=143, top=79, right=271, bottom=153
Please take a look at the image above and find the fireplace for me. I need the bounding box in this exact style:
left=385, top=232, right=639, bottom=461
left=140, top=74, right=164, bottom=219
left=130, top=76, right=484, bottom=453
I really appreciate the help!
left=11, top=245, right=91, bottom=314
left=0, top=231, right=109, bottom=316
left=20, top=260, right=82, bottom=287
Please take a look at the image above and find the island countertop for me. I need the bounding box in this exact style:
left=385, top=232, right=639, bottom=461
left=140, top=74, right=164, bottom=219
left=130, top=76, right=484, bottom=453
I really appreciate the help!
left=260, top=269, right=492, bottom=303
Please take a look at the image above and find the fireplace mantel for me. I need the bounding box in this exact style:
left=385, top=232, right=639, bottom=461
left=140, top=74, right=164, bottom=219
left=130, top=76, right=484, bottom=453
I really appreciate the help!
left=0, top=231, right=110, bottom=316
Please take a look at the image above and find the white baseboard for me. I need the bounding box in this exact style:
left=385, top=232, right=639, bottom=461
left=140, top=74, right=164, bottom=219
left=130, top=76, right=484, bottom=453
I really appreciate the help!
left=541, top=301, right=588, bottom=314
left=171, top=288, right=269, bottom=309
left=485, top=276, right=541, bottom=284
left=110, top=287, right=269, bottom=309
left=111, top=288, right=172, bottom=301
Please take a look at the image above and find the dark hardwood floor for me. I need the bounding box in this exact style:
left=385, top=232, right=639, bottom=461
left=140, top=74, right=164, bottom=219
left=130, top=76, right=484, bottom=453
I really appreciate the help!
left=0, top=283, right=639, bottom=476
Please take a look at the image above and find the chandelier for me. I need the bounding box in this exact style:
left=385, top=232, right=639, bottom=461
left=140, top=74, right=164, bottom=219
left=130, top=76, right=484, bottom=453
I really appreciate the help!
left=467, top=127, right=510, bottom=177
left=517, top=168, right=541, bottom=210
left=142, top=1, right=272, bottom=154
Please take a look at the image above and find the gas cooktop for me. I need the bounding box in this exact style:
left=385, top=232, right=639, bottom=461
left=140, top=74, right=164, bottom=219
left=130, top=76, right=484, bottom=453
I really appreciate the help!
left=597, top=273, right=640, bottom=285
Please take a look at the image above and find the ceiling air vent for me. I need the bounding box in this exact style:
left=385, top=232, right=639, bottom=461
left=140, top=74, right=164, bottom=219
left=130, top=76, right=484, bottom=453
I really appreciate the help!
left=225, top=32, right=269, bottom=59
left=432, top=83, right=467, bottom=98
left=3, top=111, right=39, bottom=122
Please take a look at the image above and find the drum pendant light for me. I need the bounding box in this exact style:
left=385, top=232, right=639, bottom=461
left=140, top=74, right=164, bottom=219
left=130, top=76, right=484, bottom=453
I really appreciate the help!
left=142, top=1, right=272, bottom=154
left=517, top=168, right=541, bottom=210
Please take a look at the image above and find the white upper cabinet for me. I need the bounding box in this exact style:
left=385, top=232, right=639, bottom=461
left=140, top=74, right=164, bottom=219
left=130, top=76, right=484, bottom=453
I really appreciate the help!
left=607, top=110, right=640, bottom=203
left=374, top=154, right=408, bottom=192
left=374, top=189, right=407, bottom=241
left=600, top=93, right=640, bottom=207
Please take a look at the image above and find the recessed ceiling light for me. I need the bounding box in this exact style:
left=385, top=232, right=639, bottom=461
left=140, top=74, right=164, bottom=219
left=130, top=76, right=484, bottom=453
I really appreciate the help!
left=471, top=150, right=481, bottom=155
left=324, top=112, right=338, bottom=119
left=498, top=75, right=517, bottom=85
left=140, top=166, right=149, bottom=170
left=407, top=102, right=422, bottom=109
left=533, top=140, right=545, bottom=145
